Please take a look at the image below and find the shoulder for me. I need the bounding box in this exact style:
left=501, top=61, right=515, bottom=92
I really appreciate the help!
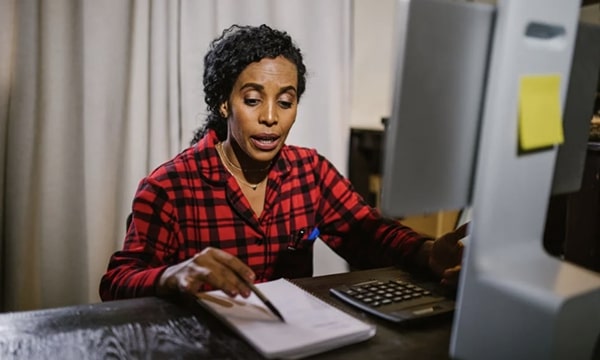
left=146, top=131, right=220, bottom=186
left=280, top=144, right=332, bottom=169
left=280, top=144, right=333, bottom=177
left=279, top=144, right=344, bottom=185
left=281, top=144, right=317, bottom=162
left=146, top=146, right=199, bottom=183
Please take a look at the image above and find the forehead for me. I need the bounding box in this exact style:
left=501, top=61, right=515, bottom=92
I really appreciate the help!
left=235, top=56, right=298, bottom=87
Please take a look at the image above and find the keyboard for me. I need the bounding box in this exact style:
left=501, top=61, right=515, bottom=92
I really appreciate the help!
left=329, top=271, right=455, bottom=323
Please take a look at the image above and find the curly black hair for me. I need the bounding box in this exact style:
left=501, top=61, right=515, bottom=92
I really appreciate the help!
left=190, top=24, right=307, bottom=145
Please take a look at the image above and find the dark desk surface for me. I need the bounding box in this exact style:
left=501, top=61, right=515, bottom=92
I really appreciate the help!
left=0, top=267, right=453, bottom=359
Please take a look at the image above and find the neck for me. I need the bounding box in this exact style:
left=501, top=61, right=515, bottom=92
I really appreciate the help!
left=219, top=141, right=272, bottom=173
left=217, top=142, right=271, bottom=184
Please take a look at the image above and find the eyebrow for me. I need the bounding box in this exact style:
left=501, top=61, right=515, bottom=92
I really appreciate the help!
left=240, top=83, right=297, bottom=95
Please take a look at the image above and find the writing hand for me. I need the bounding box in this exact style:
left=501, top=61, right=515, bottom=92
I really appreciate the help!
left=157, top=247, right=255, bottom=298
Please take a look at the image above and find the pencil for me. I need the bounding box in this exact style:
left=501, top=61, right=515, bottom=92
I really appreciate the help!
left=237, top=274, right=285, bottom=322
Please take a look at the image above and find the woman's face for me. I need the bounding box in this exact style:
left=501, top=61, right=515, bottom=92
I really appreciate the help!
left=222, top=56, right=298, bottom=165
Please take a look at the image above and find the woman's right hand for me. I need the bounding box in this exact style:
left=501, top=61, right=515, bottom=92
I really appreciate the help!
left=157, top=247, right=255, bottom=298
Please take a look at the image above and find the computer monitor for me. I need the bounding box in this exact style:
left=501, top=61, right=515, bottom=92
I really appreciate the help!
left=551, top=22, right=600, bottom=195
left=380, top=0, right=494, bottom=218
left=543, top=20, right=600, bottom=260
left=380, top=0, right=600, bottom=359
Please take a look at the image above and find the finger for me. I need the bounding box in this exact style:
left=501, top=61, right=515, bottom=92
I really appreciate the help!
left=441, top=265, right=461, bottom=286
left=440, top=223, right=469, bottom=245
left=443, top=265, right=461, bottom=276
left=201, top=248, right=255, bottom=297
left=213, top=249, right=256, bottom=282
left=187, top=251, right=243, bottom=297
left=203, top=268, right=245, bottom=297
left=456, top=240, right=465, bottom=259
left=454, top=222, right=470, bottom=238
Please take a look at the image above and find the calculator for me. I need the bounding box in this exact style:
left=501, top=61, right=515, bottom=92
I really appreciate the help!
left=329, top=276, right=455, bottom=323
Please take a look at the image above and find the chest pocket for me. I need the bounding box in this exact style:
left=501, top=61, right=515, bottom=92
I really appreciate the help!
left=268, top=170, right=319, bottom=279
left=271, top=226, right=315, bottom=279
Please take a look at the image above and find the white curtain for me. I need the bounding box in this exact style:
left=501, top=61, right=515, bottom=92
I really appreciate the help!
left=0, top=0, right=351, bottom=311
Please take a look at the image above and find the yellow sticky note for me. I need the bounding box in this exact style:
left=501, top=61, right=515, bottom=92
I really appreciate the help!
left=518, top=74, right=564, bottom=150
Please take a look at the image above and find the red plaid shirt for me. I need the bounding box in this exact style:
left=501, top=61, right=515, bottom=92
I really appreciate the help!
left=100, top=130, right=429, bottom=300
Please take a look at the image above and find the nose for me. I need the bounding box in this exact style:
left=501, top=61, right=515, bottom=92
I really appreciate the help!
left=260, top=101, right=278, bottom=125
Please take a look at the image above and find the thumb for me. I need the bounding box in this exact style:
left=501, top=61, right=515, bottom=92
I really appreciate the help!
left=440, top=222, right=469, bottom=244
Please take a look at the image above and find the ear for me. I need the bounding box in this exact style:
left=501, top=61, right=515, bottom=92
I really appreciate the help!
left=219, top=102, right=228, bottom=118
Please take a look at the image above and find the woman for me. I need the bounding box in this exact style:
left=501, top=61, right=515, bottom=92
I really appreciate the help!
left=99, top=24, right=465, bottom=301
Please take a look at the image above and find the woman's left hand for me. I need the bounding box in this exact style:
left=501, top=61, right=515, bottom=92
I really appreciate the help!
left=429, top=222, right=468, bottom=286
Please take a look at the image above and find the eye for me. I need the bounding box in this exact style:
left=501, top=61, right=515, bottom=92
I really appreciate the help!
left=279, top=101, right=293, bottom=109
left=278, top=93, right=296, bottom=109
left=244, top=98, right=260, bottom=106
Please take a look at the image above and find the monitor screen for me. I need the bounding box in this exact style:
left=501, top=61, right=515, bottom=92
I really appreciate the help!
left=380, top=0, right=495, bottom=218
left=551, top=21, right=600, bottom=195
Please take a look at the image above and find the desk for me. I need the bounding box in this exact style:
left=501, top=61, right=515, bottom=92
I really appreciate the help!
left=0, top=268, right=453, bottom=359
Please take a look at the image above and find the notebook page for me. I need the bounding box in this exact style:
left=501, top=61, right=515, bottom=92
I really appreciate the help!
left=197, top=278, right=376, bottom=359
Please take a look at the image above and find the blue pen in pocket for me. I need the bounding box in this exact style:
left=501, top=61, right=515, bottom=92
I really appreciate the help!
left=307, top=227, right=320, bottom=241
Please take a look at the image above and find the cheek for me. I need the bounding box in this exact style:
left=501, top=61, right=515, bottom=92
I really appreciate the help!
left=282, top=113, right=296, bottom=132
left=227, top=117, right=242, bottom=139
left=230, top=122, right=245, bottom=142
left=228, top=115, right=255, bottom=147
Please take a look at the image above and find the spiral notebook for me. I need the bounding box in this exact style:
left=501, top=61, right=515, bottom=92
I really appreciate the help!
left=196, top=278, right=376, bottom=359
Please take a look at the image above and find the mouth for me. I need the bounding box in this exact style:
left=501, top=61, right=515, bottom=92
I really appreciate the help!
left=251, top=134, right=281, bottom=151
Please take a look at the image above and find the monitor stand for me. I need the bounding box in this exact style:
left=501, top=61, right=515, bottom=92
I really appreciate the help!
left=450, top=1, right=600, bottom=359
